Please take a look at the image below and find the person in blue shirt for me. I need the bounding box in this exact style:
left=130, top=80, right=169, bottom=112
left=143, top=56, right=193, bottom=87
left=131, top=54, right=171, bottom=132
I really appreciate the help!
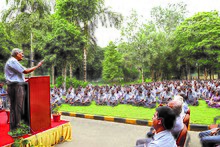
left=0, top=81, right=7, bottom=109
left=4, top=48, right=43, bottom=131
left=136, top=106, right=177, bottom=147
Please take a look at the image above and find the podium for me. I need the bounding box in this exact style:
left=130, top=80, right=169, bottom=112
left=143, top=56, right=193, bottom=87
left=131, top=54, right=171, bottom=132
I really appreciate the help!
left=27, top=76, right=51, bottom=132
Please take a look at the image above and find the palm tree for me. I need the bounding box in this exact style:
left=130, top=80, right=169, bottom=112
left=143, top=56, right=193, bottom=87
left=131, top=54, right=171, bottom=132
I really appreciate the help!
left=56, top=0, right=123, bottom=81
left=2, top=0, right=51, bottom=74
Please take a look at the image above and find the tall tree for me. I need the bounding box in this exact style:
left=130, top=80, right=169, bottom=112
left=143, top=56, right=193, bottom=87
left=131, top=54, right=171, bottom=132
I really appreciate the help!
left=0, top=22, right=16, bottom=79
left=56, top=0, right=123, bottom=81
left=150, top=2, right=187, bottom=34
left=174, top=11, right=220, bottom=80
left=2, top=0, right=51, bottom=73
left=102, top=42, right=123, bottom=82
left=35, top=14, right=84, bottom=88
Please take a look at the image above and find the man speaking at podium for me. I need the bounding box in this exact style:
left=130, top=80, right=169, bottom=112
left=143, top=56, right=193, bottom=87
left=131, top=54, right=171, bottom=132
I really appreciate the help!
left=4, top=48, right=43, bottom=131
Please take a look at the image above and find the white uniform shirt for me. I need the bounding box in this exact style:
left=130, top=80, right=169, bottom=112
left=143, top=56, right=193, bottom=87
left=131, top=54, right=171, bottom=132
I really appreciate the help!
left=5, top=57, right=25, bottom=82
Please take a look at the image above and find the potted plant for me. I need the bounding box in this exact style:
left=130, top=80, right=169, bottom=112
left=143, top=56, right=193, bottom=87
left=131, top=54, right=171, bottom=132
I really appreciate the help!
left=52, top=104, right=61, bottom=122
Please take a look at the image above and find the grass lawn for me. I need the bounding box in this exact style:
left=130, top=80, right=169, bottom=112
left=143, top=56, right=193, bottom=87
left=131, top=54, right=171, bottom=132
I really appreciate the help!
left=59, top=100, right=220, bottom=125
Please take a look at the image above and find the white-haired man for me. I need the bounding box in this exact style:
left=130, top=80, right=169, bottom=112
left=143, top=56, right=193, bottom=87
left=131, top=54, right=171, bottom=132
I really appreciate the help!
left=4, top=48, right=43, bottom=131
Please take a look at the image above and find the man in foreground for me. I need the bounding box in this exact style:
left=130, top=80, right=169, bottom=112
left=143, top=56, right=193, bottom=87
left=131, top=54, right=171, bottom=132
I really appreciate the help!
left=136, top=106, right=176, bottom=147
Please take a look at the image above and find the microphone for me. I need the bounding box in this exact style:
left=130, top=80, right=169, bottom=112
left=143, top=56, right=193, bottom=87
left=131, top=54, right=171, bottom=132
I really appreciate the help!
left=24, top=58, right=35, bottom=62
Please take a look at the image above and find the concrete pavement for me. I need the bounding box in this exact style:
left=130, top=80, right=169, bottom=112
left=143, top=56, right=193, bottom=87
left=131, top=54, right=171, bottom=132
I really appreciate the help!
left=55, top=116, right=202, bottom=147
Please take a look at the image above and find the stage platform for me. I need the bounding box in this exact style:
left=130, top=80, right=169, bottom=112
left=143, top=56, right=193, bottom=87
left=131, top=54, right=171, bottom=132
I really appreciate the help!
left=0, top=111, right=72, bottom=147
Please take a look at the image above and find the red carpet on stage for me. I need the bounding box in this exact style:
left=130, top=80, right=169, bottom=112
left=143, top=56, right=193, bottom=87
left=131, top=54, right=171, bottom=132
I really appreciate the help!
left=0, top=111, right=71, bottom=147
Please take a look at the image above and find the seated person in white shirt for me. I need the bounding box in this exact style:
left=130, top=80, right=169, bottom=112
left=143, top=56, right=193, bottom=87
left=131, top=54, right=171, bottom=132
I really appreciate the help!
left=81, top=90, right=91, bottom=106
left=70, top=90, right=82, bottom=106
left=133, top=89, right=145, bottom=106
left=121, top=89, right=134, bottom=104
left=145, top=91, right=156, bottom=108
left=187, top=88, right=198, bottom=106
left=136, top=106, right=176, bottom=147
left=107, top=90, right=118, bottom=106
left=65, top=90, right=74, bottom=104
left=96, top=90, right=107, bottom=105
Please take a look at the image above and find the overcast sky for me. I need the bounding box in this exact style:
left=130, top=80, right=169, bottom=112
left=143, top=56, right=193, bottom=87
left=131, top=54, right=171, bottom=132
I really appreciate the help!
left=1, top=0, right=220, bottom=47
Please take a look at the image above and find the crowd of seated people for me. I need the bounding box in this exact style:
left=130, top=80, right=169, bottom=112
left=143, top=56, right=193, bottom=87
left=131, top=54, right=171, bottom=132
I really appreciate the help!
left=49, top=80, right=220, bottom=108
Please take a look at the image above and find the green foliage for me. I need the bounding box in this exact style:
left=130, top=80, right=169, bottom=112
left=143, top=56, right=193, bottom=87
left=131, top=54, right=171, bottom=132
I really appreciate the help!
left=145, top=78, right=152, bottom=83
left=0, top=22, right=16, bottom=73
left=55, top=76, right=64, bottom=88
left=67, top=77, right=88, bottom=89
left=52, top=104, right=60, bottom=115
left=150, top=2, right=187, bottom=33
left=122, top=66, right=139, bottom=82
left=56, top=0, right=123, bottom=82
left=87, top=46, right=105, bottom=80
left=8, top=121, right=30, bottom=138
left=102, top=42, right=123, bottom=82
left=173, top=11, right=220, bottom=79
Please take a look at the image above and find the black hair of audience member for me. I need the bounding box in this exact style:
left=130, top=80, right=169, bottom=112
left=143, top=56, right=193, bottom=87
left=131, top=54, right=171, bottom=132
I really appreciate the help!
left=156, top=106, right=176, bottom=130
left=179, top=93, right=188, bottom=102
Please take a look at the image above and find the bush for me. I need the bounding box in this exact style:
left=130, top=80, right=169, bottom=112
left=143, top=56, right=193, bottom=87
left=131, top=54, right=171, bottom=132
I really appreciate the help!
left=55, top=76, right=88, bottom=89
left=55, top=76, right=64, bottom=88
left=145, top=78, right=152, bottom=83
left=66, top=77, right=88, bottom=89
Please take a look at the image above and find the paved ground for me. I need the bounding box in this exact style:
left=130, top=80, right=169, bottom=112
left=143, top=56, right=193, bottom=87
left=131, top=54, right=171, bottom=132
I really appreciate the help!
left=56, top=116, right=201, bottom=147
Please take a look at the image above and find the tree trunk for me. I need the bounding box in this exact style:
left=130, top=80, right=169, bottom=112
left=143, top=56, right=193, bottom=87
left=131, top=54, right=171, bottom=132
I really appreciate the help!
left=185, top=64, right=188, bottom=80
left=83, top=47, right=87, bottom=82
left=188, top=65, right=191, bottom=80
left=70, top=63, right=72, bottom=79
left=51, top=64, right=55, bottom=85
left=30, top=32, right=34, bottom=76
left=151, top=69, right=154, bottom=82
left=159, top=70, right=163, bottom=81
left=197, top=64, right=200, bottom=80
left=141, top=68, right=144, bottom=83
left=63, top=63, right=67, bottom=91
left=204, top=68, right=208, bottom=80
left=212, top=69, right=214, bottom=80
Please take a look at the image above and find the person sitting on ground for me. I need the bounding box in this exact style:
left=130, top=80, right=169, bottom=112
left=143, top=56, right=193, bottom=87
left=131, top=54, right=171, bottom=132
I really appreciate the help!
left=50, top=93, right=59, bottom=109
left=145, top=91, right=156, bottom=108
left=56, top=91, right=65, bottom=105
left=199, top=127, right=220, bottom=147
left=159, top=87, right=173, bottom=104
left=107, top=90, right=118, bottom=106
left=202, top=86, right=212, bottom=100
left=135, top=106, right=176, bottom=147
left=65, top=90, right=74, bottom=104
left=208, top=90, right=220, bottom=108
left=121, top=88, right=134, bottom=104
left=115, top=87, right=123, bottom=103
left=70, top=90, right=82, bottom=106
left=133, top=89, right=145, bottom=106
left=193, top=86, right=201, bottom=100
left=187, top=88, right=198, bottom=106
left=96, top=90, right=107, bottom=105
left=81, top=90, right=91, bottom=106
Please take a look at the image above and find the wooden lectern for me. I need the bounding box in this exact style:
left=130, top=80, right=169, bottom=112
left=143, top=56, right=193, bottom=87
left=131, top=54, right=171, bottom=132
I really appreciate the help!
left=27, top=76, right=51, bottom=132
